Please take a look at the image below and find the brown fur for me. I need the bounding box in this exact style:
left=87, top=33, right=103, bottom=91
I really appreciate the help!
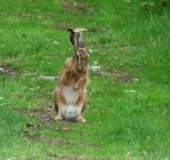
left=54, top=29, right=89, bottom=122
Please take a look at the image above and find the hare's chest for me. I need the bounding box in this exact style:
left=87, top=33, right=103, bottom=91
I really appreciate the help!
left=62, top=85, right=79, bottom=104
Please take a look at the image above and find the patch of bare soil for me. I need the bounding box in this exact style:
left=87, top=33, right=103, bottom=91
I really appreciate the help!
left=25, top=130, right=99, bottom=149
left=62, top=1, right=98, bottom=15
left=52, top=22, right=71, bottom=30
left=111, top=69, right=137, bottom=82
left=88, top=27, right=108, bottom=33
left=25, top=132, right=72, bottom=145
left=17, top=102, right=79, bottom=124
left=0, top=65, right=19, bottom=75
left=47, top=154, right=109, bottom=160
left=57, top=154, right=108, bottom=160
left=91, top=67, right=138, bottom=83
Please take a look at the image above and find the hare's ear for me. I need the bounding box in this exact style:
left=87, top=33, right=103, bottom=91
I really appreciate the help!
left=77, top=32, right=84, bottom=48
left=68, top=28, right=78, bottom=48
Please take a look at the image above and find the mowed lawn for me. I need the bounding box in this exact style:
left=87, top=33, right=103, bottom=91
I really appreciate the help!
left=0, top=0, right=170, bottom=159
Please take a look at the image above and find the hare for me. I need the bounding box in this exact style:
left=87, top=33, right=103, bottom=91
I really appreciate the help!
left=54, top=28, right=89, bottom=122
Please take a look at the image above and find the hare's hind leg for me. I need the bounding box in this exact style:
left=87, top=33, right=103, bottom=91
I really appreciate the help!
left=75, top=91, right=87, bottom=123
left=54, top=102, right=62, bottom=120
left=54, top=89, right=66, bottom=120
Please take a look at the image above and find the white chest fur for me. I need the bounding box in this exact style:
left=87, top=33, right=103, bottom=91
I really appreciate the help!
left=62, top=85, right=79, bottom=104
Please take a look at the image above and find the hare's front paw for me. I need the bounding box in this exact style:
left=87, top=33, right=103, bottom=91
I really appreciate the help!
left=54, top=115, right=62, bottom=121
left=73, top=84, right=80, bottom=90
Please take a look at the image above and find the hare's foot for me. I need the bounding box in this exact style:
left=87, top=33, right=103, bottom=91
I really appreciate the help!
left=77, top=115, right=86, bottom=123
left=54, top=115, right=62, bottom=121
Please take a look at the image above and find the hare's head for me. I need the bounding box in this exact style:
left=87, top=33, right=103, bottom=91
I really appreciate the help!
left=68, top=28, right=89, bottom=72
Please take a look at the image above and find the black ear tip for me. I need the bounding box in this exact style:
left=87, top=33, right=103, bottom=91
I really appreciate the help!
left=68, top=28, right=74, bottom=34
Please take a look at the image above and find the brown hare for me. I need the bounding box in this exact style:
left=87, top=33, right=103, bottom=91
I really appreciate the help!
left=54, top=28, right=89, bottom=122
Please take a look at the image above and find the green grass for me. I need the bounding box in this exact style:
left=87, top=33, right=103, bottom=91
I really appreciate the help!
left=0, top=0, right=170, bottom=159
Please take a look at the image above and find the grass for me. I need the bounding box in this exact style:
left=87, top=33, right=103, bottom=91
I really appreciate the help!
left=0, top=0, right=170, bottom=159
